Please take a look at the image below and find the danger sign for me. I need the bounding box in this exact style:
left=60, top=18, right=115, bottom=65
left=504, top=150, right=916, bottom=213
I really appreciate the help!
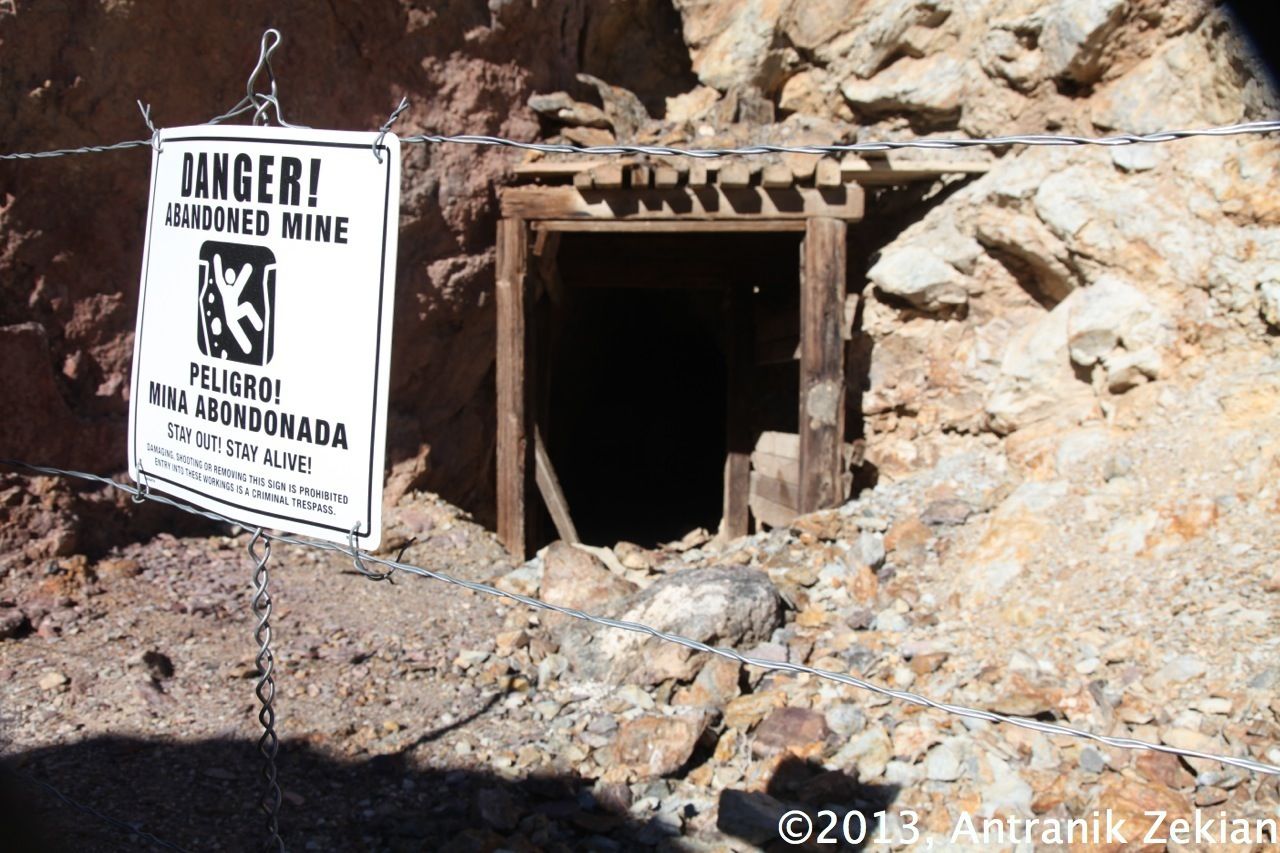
left=128, top=125, right=400, bottom=548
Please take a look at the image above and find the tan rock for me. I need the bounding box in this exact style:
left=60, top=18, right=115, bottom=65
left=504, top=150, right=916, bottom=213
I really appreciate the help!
left=610, top=712, right=707, bottom=779
left=540, top=541, right=636, bottom=613
left=724, top=690, right=785, bottom=731
left=1085, top=780, right=1190, bottom=853
left=673, top=655, right=742, bottom=709
left=1134, top=750, right=1195, bottom=790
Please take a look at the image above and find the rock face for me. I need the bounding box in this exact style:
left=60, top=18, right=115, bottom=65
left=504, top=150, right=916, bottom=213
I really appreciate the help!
left=2, top=1, right=1278, bottom=555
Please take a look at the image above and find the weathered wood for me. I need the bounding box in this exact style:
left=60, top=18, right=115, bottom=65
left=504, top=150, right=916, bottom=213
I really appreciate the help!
left=761, top=163, right=793, bottom=188
left=653, top=166, right=681, bottom=188
left=501, top=184, right=865, bottom=222
left=722, top=286, right=754, bottom=540
left=688, top=162, right=712, bottom=186
left=719, top=162, right=751, bottom=189
left=496, top=218, right=532, bottom=558
left=815, top=158, right=843, bottom=187
left=749, top=488, right=799, bottom=529
left=799, top=217, right=847, bottom=514
left=590, top=164, right=624, bottom=189
left=629, top=163, right=652, bottom=189
left=751, top=450, right=800, bottom=484
left=534, top=426, right=579, bottom=544
left=532, top=230, right=563, bottom=304
left=750, top=471, right=801, bottom=510
left=572, top=170, right=594, bottom=190
left=532, top=219, right=808, bottom=233
left=842, top=159, right=992, bottom=185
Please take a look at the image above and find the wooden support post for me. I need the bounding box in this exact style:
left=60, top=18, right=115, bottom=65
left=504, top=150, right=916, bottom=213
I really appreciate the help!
left=799, top=217, right=847, bottom=514
left=534, top=426, right=580, bottom=544
left=496, top=217, right=532, bottom=558
left=722, top=285, right=754, bottom=540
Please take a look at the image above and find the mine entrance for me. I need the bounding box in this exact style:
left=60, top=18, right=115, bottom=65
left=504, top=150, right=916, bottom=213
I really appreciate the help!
left=547, top=233, right=801, bottom=547
left=494, top=153, right=986, bottom=558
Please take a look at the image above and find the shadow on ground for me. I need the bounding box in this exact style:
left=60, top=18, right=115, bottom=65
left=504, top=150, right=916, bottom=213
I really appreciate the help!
left=3, top=741, right=901, bottom=852
left=2, top=734, right=654, bottom=852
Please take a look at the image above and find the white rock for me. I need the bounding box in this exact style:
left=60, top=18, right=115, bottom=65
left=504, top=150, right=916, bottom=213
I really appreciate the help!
left=1065, top=276, right=1168, bottom=379
left=1110, top=145, right=1162, bottom=172
left=925, top=742, right=964, bottom=781
left=1261, top=280, right=1280, bottom=327
left=1040, top=0, right=1127, bottom=84
left=868, top=245, right=967, bottom=311
left=841, top=54, right=969, bottom=121
left=986, top=302, right=1093, bottom=434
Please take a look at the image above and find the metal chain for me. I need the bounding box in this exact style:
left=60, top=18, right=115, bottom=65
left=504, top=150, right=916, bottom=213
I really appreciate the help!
left=4, top=457, right=1278, bottom=778
left=249, top=528, right=285, bottom=852
left=4, top=118, right=1278, bottom=163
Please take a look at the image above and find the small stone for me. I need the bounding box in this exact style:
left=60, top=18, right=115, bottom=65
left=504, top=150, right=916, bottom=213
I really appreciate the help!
left=38, top=670, right=69, bottom=691
left=925, top=742, right=963, bottom=782
left=477, top=787, right=520, bottom=832
left=1193, top=786, right=1229, bottom=807
left=1079, top=746, right=1106, bottom=774
left=614, top=684, right=655, bottom=710
left=871, top=609, right=907, bottom=633
left=909, top=652, right=948, bottom=675
left=724, top=691, right=784, bottom=731
left=751, top=707, right=829, bottom=757
left=142, top=650, right=174, bottom=681
left=919, top=499, right=974, bottom=526
left=824, top=704, right=865, bottom=737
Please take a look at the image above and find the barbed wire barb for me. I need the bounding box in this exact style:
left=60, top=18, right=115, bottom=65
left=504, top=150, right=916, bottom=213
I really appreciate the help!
left=3, top=457, right=1278, bottom=779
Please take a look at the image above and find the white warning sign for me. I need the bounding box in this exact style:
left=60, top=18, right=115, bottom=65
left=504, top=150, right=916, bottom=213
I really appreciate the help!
left=128, top=125, right=400, bottom=548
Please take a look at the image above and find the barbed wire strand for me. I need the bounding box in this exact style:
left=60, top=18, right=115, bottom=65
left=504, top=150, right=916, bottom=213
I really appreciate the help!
left=3, top=118, right=1279, bottom=163
left=4, top=457, right=1278, bottom=778
left=14, top=769, right=191, bottom=852
left=402, top=118, right=1280, bottom=157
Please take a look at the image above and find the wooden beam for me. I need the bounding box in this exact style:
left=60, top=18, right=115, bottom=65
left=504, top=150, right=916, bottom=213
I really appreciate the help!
left=534, top=426, right=579, bottom=545
left=719, top=162, right=751, bottom=189
left=722, top=286, right=753, bottom=541
left=532, top=219, right=808, bottom=233
left=532, top=230, right=563, bottom=305
left=501, top=184, right=865, bottom=222
left=815, top=158, right=842, bottom=187
left=761, top=163, right=793, bottom=188
left=496, top=217, right=532, bottom=558
left=590, top=164, right=624, bottom=189
left=798, top=217, right=847, bottom=514
left=653, top=166, right=681, bottom=188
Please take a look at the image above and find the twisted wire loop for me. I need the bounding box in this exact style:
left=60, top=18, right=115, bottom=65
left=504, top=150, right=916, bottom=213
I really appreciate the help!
left=205, top=28, right=306, bottom=130
left=3, top=457, right=1279, bottom=778
left=249, top=528, right=286, bottom=853
left=373, top=95, right=410, bottom=163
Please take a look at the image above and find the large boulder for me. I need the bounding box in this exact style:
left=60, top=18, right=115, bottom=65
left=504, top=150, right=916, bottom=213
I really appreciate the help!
left=558, top=566, right=784, bottom=686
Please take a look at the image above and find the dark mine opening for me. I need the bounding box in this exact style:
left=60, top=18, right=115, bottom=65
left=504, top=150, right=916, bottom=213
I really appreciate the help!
left=545, top=232, right=802, bottom=548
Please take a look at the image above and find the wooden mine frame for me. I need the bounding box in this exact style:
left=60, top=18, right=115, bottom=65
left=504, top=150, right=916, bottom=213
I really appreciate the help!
left=493, top=157, right=989, bottom=558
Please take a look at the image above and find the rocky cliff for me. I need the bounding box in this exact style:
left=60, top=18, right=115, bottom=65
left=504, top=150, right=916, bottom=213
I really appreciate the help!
left=1, top=1, right=1276, bottom=562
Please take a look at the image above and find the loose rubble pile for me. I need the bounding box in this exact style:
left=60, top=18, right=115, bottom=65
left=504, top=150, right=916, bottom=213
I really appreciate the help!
left=4, top=347, right=1277, bottom=850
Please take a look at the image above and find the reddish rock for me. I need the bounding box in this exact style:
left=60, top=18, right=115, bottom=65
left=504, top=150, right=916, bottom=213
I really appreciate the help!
left=610, top=712, right=707, bottom=779
left=751, top=706, right=829, bottom=757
